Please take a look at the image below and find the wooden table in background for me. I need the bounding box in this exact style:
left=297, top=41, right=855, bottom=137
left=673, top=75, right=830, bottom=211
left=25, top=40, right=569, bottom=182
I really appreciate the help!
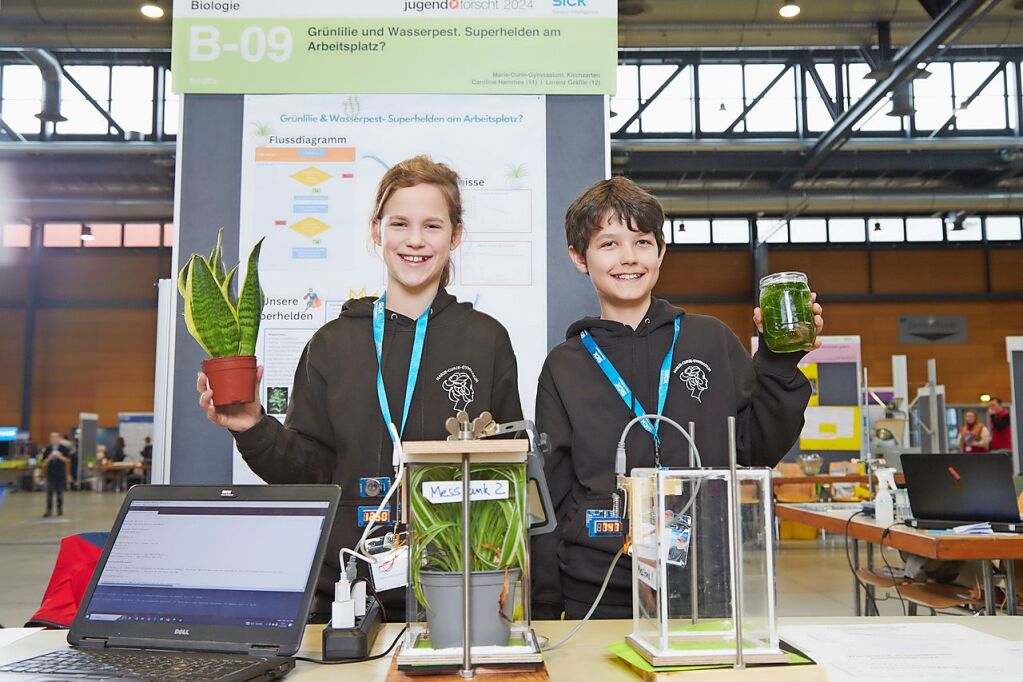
left=775, top=502, right=1023, bottom=616
left=87, top=463, right=151, bottom=491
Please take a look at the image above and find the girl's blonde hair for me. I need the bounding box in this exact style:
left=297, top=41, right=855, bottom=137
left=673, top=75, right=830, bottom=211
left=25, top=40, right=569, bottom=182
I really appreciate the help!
left=373, top=156, right=463, bottom=288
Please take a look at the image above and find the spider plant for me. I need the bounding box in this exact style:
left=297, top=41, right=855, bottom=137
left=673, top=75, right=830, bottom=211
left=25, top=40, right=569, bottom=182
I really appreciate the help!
left=409, top=463, right=527, bottom=611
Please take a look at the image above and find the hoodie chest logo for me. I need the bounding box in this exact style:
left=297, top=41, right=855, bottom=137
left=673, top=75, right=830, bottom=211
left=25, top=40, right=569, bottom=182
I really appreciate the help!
left=674, top=359, right=711, bottom=403
left=436, top=365, right=479, bottom=412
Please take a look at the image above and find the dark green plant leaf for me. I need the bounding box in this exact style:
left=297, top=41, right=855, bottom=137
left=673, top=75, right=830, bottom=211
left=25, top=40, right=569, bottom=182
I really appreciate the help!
left=237, top=237, right=265, bottom=356
left=209, top=227, right=227, bottom=285
left=221, top=264, right=238, bottom=307
left=185, top=255, right=240, bottom=357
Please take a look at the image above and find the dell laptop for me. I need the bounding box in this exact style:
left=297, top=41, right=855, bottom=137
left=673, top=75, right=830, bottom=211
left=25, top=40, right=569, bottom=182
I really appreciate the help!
left=901, top=453, right=1023, bottom=532
left=0, top=484, right=340, bottom=681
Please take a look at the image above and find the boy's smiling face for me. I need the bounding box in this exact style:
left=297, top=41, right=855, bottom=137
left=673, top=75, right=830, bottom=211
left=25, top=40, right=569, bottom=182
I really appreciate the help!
left=569, top=212, right=666, bottom=313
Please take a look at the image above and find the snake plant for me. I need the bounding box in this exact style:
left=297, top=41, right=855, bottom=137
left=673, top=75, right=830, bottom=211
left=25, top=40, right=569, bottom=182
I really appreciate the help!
left=409, top=463, right=527, bottom=610
left=177, top=229, right=266, bottom=358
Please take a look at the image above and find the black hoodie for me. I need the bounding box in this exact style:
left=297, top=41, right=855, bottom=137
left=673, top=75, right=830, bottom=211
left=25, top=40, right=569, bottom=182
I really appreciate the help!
left=233, top=288, right=522, bottom=617
left=530, top=297, right=810, bottom=619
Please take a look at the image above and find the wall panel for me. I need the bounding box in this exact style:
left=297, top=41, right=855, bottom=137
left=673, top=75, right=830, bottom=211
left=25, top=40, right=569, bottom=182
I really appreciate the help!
left=0, top=310, right=25, bottom=428
left=30, top=308, right=157, bottom=441
left=656, top=250, right=752, bottom=297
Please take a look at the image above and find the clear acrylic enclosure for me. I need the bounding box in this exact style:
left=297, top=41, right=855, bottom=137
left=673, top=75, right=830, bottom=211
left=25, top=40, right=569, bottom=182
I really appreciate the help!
left=627, top=467, right=784, bottom=666
left=397, top=441, right=542, bottom=669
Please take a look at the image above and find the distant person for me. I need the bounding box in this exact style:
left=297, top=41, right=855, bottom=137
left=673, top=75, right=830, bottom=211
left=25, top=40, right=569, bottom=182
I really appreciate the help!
left=41, top=432, right=70, bottom=517
left=988, top=397, right=1012, bottom=453
left=141, top=437, right=153, bottom=463
left=109, top=437, right=126, bottom=463
left=956, top=409, right=990, bottom=453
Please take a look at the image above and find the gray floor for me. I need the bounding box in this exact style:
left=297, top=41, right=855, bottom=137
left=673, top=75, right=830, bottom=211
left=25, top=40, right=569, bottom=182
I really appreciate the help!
left=0, top=488, right=905, bottom=628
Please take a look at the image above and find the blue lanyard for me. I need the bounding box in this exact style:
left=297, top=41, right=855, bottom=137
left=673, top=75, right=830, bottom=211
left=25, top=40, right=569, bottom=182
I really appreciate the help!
left=579, top=316, right=681, bottom=447
left=373, top=294, right=429, bottom=442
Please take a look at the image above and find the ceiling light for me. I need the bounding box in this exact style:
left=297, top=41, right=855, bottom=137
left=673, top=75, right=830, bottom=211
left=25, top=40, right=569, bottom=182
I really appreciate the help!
left=718, top=102, right=727, bottom=112
left=779, top=1, right=801, bottom=18
left=980, top=393, right=992, bottom=402
left=140, top=1, right=164, bottom=19
left=80, top=225, right=95, bottom=242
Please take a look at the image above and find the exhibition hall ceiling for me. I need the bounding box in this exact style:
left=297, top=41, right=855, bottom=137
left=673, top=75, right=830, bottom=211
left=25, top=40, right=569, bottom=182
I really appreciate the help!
left=0, top=0, right=1021, bottom=49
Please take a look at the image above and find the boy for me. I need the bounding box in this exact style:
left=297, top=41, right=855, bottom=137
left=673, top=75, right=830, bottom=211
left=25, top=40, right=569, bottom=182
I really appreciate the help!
left=532, top=177, right=822, bottom=620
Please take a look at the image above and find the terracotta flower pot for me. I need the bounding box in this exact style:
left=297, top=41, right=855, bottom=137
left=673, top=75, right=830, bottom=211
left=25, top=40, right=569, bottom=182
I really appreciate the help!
left=202, top=355, right=257, bottom=406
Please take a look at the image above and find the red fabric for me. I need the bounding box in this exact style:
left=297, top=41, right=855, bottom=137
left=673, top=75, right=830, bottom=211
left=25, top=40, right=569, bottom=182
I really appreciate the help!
left=990, top=408, right=1013, bottom=451
left=27, top=534, right=105, bottom=628
left=959, top=422, right=989, bottom=453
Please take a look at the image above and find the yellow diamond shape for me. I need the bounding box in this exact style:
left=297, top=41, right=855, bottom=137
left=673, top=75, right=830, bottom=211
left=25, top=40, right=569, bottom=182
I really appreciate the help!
left=290, top=166, right=331, bottom=187
left=290, top=217, right=330, bottom=238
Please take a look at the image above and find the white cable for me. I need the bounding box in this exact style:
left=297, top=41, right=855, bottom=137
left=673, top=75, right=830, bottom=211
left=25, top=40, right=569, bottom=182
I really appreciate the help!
left=542, top=415, right=705, bottom=651
left=618, top=413, right=703, bottom=517
left=541, top=547, right=624, bottom=651
left=341, top=423, right=406, bottom=571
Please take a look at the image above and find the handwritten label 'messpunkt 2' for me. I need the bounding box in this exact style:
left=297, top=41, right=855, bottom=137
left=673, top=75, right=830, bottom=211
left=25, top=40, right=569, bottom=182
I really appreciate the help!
left=422, top=479, right=510, bottom=504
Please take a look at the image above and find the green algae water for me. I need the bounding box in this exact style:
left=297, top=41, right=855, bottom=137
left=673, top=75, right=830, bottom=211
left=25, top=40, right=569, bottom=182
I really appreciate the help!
left=759, top=272, right=815, bottom=353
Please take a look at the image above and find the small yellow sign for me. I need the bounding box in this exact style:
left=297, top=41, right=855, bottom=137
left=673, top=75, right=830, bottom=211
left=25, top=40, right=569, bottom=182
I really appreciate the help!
left=290, top=166, right=332, bottom=187
left=290, top=217, right=330, bottom=238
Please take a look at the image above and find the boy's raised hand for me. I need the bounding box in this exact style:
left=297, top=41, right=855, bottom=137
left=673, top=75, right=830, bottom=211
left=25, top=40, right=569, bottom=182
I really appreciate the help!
left=753, top=291, right=825, bottom=350
left=197, top=367, right=264, bottom=432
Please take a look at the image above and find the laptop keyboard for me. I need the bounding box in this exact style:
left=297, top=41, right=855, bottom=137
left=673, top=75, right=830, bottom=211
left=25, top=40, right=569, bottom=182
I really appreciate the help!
left=0, top=648, right=267, bottom=680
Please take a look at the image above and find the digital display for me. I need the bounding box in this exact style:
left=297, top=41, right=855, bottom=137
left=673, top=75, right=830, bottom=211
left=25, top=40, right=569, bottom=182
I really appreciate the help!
left=0, top=427, right=18, bottom=442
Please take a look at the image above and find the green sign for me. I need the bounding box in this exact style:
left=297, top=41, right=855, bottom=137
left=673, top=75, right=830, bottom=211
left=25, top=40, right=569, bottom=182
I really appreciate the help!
left=171, top=1, right=617, bottom=95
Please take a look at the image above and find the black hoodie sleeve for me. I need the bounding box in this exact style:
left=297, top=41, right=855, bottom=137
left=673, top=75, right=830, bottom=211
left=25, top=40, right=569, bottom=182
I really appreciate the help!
left=491, top=326, right=524, bottom=423
left=728, top=327, right=811, bottom=467
left=232, top=340, right=336, bottom=484
left=530, top=368, right=573, bottom=620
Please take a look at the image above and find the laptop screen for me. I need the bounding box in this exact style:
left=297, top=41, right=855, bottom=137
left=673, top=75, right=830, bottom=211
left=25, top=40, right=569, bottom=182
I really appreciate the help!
left=82, top=499, right=330, bottom=630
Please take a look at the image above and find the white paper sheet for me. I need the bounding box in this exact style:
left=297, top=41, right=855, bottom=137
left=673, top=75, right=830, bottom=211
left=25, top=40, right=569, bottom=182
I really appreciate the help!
left=780, top=623, right=1023, bottom=682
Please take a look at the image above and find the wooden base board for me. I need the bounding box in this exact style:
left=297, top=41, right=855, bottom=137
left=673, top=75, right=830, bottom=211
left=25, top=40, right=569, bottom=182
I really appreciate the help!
left=385, top=655, right=550, bottom=681
left=626, top=636, right=792, bottom=667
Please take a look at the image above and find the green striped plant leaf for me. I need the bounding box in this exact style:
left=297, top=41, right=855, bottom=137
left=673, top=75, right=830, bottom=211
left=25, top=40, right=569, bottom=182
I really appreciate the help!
left=237, top=237, right=265, bottom=357
left=209, top=227, right=227, bottom=285
left=184, top=255, right=240, bottom=357
left=221, top=264, right=239, bottom=307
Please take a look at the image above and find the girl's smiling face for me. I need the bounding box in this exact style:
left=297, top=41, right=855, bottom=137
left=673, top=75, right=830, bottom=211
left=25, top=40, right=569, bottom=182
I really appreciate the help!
left=372, top=183, right=462, bottom=297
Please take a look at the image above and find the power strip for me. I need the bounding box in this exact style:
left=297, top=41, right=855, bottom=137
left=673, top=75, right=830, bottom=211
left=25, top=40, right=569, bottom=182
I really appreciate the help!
left=321, top=596, right=384, bottom=660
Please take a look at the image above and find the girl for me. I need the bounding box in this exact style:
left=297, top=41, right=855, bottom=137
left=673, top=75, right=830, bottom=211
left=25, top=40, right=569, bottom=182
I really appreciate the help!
left=196, top=156, right=523, bottom=619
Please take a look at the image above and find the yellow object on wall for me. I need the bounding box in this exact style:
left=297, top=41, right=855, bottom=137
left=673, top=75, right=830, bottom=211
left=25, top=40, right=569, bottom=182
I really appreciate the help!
left=800, top=363, right=819, bottom=406
left=800, top=406, right=862, bottom=451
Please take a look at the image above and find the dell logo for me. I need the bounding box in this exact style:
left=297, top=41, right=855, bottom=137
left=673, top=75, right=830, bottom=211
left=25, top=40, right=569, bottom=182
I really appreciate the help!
left=174, top=628, right=190, bottom=636
left=220, top=489, right=236, bottom=498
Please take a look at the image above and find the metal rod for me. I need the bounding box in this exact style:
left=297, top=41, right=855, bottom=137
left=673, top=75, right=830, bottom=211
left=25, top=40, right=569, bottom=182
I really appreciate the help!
left=461, top=454, right=474, bottom=678
left=726, top=416, right=745, bottom=669
left=688, top=421, right=699, bottom=625
left=1006, top=560, right=1018, bottom=616
left=851, top=538, right=862, bottom=616
left=982, top=559, right=996, bottom=616
left=927, top=359, right=940, bottom=453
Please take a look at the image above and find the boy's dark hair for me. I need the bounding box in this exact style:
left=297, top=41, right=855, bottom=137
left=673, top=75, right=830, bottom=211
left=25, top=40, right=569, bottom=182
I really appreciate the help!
left=564, top=176, right=665, bottom=257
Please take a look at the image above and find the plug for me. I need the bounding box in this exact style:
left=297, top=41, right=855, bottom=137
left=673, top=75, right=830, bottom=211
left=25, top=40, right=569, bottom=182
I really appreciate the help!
left=332, top=574, right=356, bottom=629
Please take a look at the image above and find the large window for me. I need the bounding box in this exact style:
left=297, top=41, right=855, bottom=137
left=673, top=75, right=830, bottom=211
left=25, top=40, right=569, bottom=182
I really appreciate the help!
left=616, top=55, right=1022, bottom=138
left=660, top=214, right=1023, bottom=246
left=0, top=61, right=175, bottom=139
left=2, top=223, right=174, bottom=249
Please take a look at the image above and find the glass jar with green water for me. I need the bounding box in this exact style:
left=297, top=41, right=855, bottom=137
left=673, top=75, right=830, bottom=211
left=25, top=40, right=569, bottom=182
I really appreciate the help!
left=758, top=272, right=815, bottom=353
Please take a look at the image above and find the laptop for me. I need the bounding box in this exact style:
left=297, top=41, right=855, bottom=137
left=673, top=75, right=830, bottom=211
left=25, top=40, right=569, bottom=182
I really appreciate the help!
left=0, top=484, right=340, bottom=681
left=901, top=453, right=1023, bottom=533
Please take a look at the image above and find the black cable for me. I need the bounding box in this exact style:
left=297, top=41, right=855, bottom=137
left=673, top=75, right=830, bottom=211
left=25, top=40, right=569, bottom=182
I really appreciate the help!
left=843, top=510, right=881, bottom=615
left=293, top=625, right=407, bottom=665
left=878, top=524, right=908, bottom=616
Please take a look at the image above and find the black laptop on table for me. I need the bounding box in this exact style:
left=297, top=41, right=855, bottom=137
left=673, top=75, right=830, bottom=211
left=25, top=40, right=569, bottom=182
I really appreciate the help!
left=0, top=484, right=340, bottom=681
left=901, top=453, right=1023, bottom=533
